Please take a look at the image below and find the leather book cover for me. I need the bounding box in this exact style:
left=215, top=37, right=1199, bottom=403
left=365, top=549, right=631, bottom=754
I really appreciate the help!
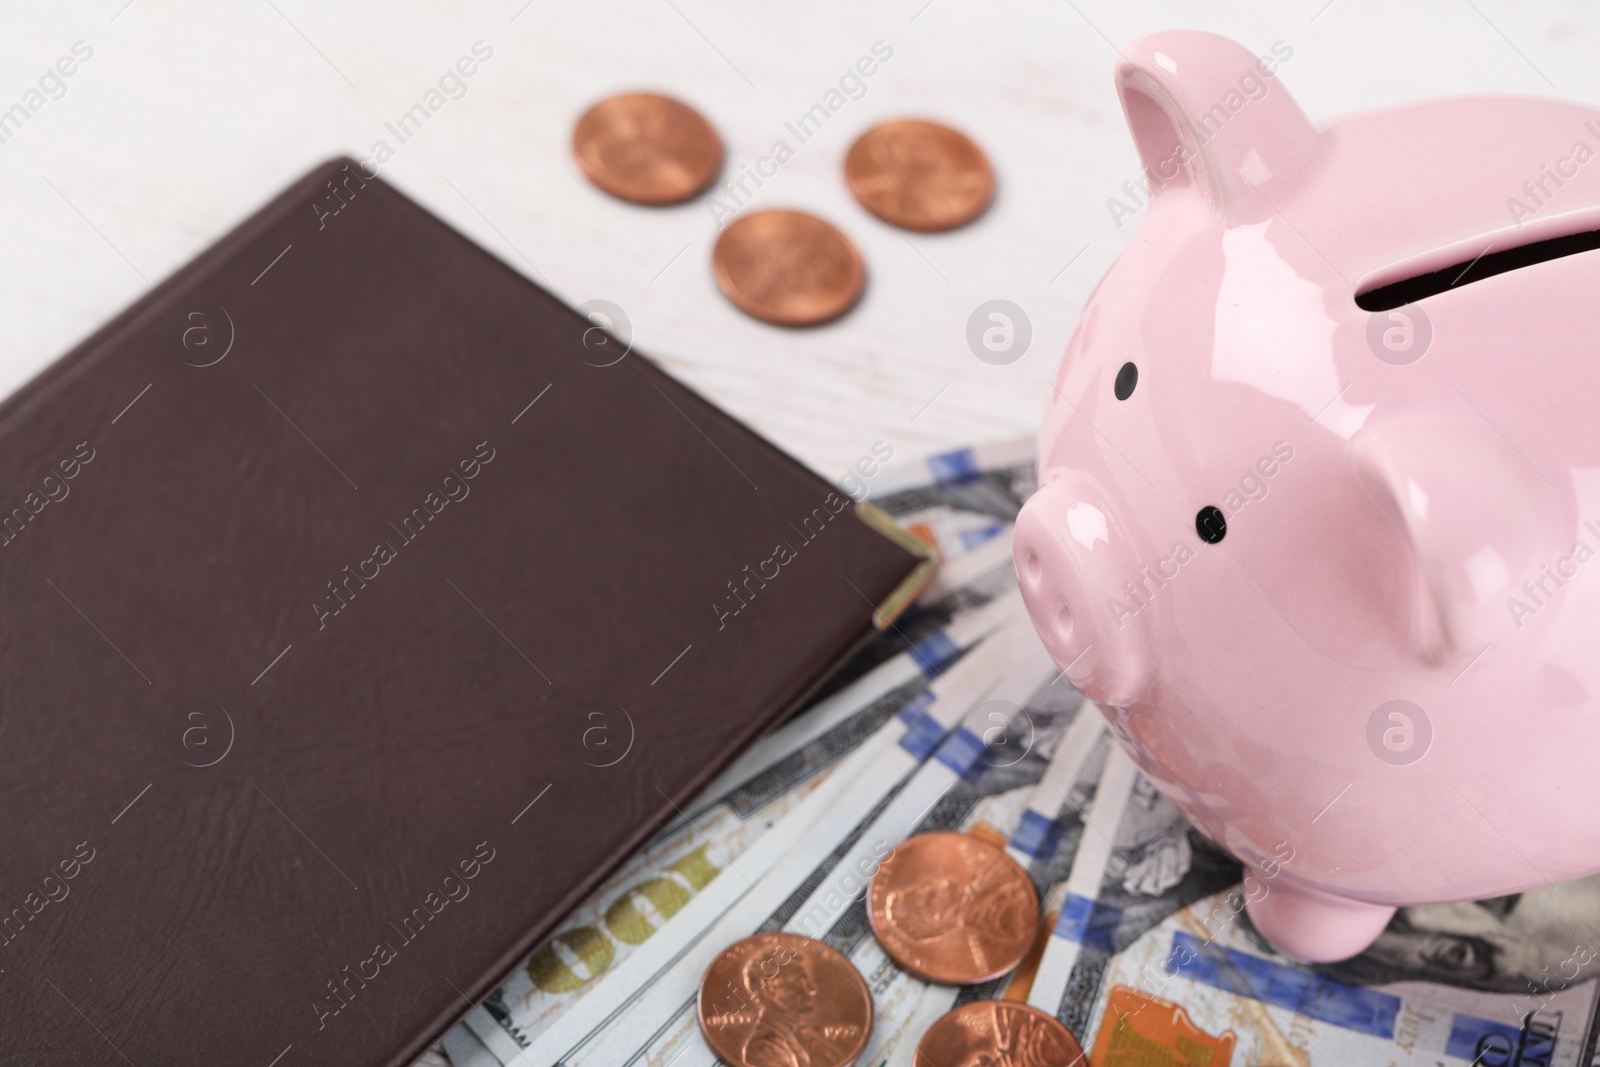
left=0, top=158, right=925, bottom=1065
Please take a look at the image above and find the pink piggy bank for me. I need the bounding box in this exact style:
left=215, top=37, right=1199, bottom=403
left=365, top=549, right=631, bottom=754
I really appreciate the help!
left=1014, top=29, right=1600, bottom=961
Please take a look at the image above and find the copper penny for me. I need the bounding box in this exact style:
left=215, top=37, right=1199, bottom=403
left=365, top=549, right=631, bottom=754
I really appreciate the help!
left=844, top=119, right=994, bottom=232
left=868, top=831, right=1038, bottom=984
left=712, top=210, right=865, bottom=326
left=572, top=92, right=722, bottom=205
left=915, top=1001, right=1085, bottom=1067
left=697, top=932, right=873, bottom=1067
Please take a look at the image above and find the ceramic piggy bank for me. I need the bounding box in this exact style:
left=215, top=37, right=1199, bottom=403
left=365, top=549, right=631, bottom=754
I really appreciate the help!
left=1014, top=29, right=1600, bottom=961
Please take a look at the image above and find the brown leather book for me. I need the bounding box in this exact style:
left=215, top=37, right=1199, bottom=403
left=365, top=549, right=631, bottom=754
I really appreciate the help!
left=0, top=158, right=927, bottom=1066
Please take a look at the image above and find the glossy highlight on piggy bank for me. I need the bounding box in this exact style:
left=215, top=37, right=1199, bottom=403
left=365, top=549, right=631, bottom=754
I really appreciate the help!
left=1014, top=29, right=1600, bottom=961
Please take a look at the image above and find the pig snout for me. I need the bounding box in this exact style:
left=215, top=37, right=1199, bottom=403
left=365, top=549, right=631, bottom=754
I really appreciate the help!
left=1013, top=473, right=1154, bottom=707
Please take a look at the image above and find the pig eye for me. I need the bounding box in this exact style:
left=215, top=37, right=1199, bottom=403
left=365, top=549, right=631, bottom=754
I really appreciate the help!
left=1195, top=505, right=1227, bottom=544
left=1114, top=362, right=1138, bottom=400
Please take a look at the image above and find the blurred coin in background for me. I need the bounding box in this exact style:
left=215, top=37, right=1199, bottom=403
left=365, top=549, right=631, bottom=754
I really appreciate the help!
left=844, top=119, right=994, bottom=232
left=572, top=92, right=722, bottom=205
left=712, top=210, right=865, bottom=326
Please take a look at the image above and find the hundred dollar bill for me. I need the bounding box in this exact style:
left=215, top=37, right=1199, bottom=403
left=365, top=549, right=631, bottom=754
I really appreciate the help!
left=615, top=645, right=1090, bottom=1067
left=1027, top=745, right=1142, bottom=1021
left=1072, top=877, right=1600, bottom=1066
left=870, top=704, right=1112, bottom=1067
left=495, top=615, right=1047, bottom=1067
left=801, top=525, right=1017, bottom=707
left=980, top=734, right=1600, bottom=1066
left=895, top=503, right=1007, bottom=558
left=915, top=528, right=1015, bottom=609
left=866, top=438, right=1036, bottom=518
left=690, top=587, right=1019, bottom=820
left=779, top=639, right=1063, bottom=947
left=819, top=765, right=1054, bottom=1067
left=837, top=440, right=1030, bottom=685
left=443, top=1010, right=518, bottom=1067
left=1026, top=745, right=1243, bottom=1035
left=859, top=439, right=1033, bottom=643
left=804, top=441, right=1031, bottom=702
left=1004, top=707, right=1111, bottom=873
left=571, top=635, right=1079, bottom=1067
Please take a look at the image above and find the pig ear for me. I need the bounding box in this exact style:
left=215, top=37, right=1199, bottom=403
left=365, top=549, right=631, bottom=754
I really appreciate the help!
left=1116, top=32, right=1318, bottom=216
left=1351, top=411, right=1563, bottom=662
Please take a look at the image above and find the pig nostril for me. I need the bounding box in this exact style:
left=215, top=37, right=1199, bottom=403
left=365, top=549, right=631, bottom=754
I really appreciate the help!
left=1024, top=550, right=1042, bottom=585
left=1055, top=599, right=1074, bottom=640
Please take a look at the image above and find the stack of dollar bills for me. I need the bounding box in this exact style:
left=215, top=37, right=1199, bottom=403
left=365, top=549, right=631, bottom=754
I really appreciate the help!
left=415, top=440, right=1600, bottom=1067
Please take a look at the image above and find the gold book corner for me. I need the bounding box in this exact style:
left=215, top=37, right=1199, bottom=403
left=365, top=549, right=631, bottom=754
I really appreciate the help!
left=854, top=501, right=940, bottom=630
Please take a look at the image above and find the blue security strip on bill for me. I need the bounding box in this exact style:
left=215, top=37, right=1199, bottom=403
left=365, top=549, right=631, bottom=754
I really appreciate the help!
left=1010, top=808, right=1064, bottom=862
left=896, top=689, right=937, bottom=726
left=864, top=437, right=1035, bottom=501
left=932, top=726, right=989, bottom=776
left=1169, top=930, right=1399, bottom=1038
left=1036, top=844, right=1600, bottom=1065
left=899, top=699, right=949, bottom=762
left=926, top=447, right=982, bottom=485
left=958, top=522, right=1005, bottom=551
left=909, top=629, right=960, bottom=677
left=1004, top=708, right=1105, bottom=869
left=1168, top=930, right=1565, bottom=1063
left=1051, top=891, right=1124, bottom=954
left=1026, top=746, right=1143, bottom=1016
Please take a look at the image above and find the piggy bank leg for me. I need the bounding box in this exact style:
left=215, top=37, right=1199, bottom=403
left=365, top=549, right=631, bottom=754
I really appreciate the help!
left=1245, top=877, right=1396, bottom=962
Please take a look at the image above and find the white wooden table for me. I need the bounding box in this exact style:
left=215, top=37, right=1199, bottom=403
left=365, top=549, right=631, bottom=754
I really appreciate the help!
left=4, top=0, right=1598, bottom=479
